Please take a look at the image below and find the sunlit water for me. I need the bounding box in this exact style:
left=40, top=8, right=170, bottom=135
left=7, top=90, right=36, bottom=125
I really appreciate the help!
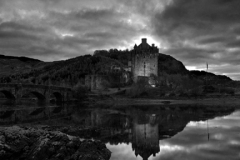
left=1, top=101, right=240, bottom=160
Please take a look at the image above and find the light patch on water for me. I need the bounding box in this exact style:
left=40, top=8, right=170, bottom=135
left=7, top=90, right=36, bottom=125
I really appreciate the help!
left=160, top=144, right=185, bottom=152
left=146, top=142, right=215, bottom=160
left=213, top=133, right=224, bottom=140
left=229, top=140, right=240, bottom=145
left=187, top=121, right=206, bottom=127
left=191, top=143, right=214, bottom=151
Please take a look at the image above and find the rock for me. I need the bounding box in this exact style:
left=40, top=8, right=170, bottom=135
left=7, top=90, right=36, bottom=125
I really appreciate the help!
left=0, top=126, right=111, bottom=160
left=0, top=135, right=5, bottom=143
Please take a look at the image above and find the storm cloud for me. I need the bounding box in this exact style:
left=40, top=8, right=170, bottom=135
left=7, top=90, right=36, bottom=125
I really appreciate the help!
left=0, top=0, right=152, bottom=61
left=0, top=0, right=240, bottom=79
left=152, top=0, right=240, bottom=79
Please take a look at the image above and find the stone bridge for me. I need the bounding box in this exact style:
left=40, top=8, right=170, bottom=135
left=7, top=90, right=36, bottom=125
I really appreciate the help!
left=0, top=83, right=73, bottom=102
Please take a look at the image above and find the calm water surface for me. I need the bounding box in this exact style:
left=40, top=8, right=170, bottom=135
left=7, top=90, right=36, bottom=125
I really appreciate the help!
left=1, top=101, right=240, bottom=160
left=66, top=104, right=238, bottom=160
left=105, top=109, right=240, bottom=160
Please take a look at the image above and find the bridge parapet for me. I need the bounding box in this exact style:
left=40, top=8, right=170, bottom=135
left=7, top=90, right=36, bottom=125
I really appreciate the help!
left=0, top=83, right=19, bottom=88
left=0, top=83, right=73, bottom=102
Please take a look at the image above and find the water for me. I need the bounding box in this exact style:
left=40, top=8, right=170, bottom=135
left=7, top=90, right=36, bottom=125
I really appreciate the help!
left=1, top=101, right=239, bottom=160
left=106, top=109, right=240, bottom=160
left=0, top=100, right=74, bottom=124
left=67, top=104, right=237, bottom=160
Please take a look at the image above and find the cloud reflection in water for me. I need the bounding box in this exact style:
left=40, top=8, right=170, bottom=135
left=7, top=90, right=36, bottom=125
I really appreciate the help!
left=148, top=110, right=240, bottom=160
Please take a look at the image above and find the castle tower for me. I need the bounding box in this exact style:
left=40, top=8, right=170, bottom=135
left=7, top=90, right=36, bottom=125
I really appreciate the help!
left=131, top=38, right=159, bottom=82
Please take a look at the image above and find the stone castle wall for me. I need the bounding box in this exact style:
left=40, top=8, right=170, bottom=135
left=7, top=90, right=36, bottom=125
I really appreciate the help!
left=132, top=53, right=158, bottom=82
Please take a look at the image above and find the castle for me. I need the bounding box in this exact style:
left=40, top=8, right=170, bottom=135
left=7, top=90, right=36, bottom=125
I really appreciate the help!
left=85, top=38, right=159, bottom=90
left=131, top=38, right=159, bottom=82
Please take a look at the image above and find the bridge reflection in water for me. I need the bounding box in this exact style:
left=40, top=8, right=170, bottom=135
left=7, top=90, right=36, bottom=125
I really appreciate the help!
left=0, top=103, right=74, bottom=124
left=0, top=83, right=73, bottom=103
left=69, top=105, right=234, bottom=160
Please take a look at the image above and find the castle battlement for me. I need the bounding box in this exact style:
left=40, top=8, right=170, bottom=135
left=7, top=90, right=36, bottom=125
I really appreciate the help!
left=134, top=38, right=159, bottom=53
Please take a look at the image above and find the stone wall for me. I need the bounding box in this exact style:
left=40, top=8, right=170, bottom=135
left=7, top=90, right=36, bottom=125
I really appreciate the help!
left=0, top=84, right=72, bottom=102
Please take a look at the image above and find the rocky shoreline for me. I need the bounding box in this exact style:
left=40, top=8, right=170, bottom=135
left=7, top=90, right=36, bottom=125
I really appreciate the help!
left=0, top=126, right=111, bottom=160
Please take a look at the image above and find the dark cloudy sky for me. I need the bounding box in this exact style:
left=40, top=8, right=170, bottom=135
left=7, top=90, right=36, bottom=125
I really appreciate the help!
left=1, top=0, right=240, bottom=80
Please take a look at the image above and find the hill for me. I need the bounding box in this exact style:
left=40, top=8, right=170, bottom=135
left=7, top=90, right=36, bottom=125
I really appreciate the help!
left=158, top=53, right=188, bottom=75
left=155, top=53, right=231, bottom=90
left=190, top=70, right=232, bottom=84
left=0, top=51, right=233, bottom=90
left=0, top=54, right=42, bottom=76
left=0, top=54, right=129, bottom=87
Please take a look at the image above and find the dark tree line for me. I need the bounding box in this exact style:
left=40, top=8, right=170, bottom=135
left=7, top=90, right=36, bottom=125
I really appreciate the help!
left=93, top=49, right=132, bottom=65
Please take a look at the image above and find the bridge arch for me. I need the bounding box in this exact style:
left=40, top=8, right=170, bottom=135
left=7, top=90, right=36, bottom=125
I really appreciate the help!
left=22, top=91, right=46, bottom=101
left=0, top=90, right=16, bottom=100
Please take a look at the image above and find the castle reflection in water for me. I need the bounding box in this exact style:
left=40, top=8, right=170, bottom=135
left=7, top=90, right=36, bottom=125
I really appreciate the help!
left=132, top=114, right=159, bottom=160
left=73, top=105, right=233, bottom=160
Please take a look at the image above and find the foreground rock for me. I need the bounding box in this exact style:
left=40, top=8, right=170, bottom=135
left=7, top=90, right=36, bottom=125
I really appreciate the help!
left=0, top=126, right=111, bottom=160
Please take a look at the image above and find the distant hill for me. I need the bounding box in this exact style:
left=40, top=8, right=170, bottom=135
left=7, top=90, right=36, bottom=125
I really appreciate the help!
left=0, top=55, right=41, bottom=63
left=0, top=54, right=42, bottom=76
left=156, top=54, right=232, bottom=88
left=190, top=70, right=232, bottom=84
